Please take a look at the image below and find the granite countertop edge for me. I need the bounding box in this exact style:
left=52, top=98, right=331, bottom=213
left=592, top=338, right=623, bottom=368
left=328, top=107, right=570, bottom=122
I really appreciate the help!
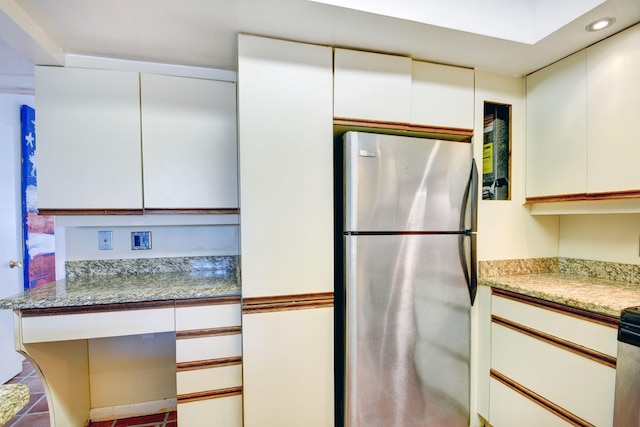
left=0, top=271, right=241, bottom=311
left=479, top=273, right=640, bottom=319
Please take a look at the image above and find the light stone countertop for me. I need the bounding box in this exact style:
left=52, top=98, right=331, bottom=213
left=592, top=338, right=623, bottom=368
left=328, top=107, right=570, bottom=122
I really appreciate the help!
left=0, top=270, right=240, bottom=310
left=480, top=273, right=640, bottom=318
left=0, top=384, right=29, bottom=426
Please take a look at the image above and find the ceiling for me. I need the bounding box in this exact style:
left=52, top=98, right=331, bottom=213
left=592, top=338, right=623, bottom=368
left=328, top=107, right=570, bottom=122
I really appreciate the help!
left=1, top=0, right=639, bottom=93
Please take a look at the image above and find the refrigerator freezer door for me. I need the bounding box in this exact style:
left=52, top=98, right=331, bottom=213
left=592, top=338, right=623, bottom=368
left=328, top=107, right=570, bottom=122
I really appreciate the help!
left=344, top=132, right=472, bottom=233
left=344, top=234, right=470, bottom=427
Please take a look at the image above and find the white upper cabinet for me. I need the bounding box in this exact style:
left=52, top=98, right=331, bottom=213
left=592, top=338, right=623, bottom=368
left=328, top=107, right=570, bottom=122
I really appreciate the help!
left=411, top=60, right=474, bottom=130
left=525, top=23, right=640, bottom=203
left=333, top=48, right=412, bottom=123
left=36, top=66, right=143, bottom=211
left=587, top=24, right=640, bottom=194
left=35, top=66, right=238, bottom=213
left=140, top=73, right=238, bottom=210
left=238, top=35, right=334, bottom=298
left=525, top=50, right=588, bottom=199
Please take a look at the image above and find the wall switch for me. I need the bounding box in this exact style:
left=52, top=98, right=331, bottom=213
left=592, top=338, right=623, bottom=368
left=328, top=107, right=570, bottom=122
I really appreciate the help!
left=131, top=231, right=152, bottom=250
left=98, top=231, right=113, bottom=250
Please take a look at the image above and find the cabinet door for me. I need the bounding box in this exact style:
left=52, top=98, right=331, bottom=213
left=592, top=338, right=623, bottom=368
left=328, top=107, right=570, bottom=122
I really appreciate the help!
left=587, top=23, right=640, bottom=194
left=242, top=308, right=334, bottom=427
left=334, top=48, right=412, bottom=123
left=525, top=50, right=587, bottom=199
left=141, top=74, right=238, bottom=209
left=489, top=378, right=573, bottom=427
left=238, top=35, right=334, bottom=298
left=411, top=60, right=474, bottom=129
left=35, top=66, right=142, bottom=210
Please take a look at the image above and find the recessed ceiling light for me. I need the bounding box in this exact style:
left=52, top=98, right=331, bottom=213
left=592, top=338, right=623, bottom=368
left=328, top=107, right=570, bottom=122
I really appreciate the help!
left=586, top=17, right=616, bottom=32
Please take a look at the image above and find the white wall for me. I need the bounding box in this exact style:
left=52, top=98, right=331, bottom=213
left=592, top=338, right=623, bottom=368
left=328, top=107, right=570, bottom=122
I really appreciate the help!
left=559, top=214, right=640, bottom=265
left=64, top=224, right=239, bottom=261
left=474, top=70, right=559, bottom=261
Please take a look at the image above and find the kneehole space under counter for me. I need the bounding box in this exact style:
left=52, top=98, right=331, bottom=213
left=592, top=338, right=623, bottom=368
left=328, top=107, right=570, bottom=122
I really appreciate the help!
left=0, top=267, right=241, bottom=427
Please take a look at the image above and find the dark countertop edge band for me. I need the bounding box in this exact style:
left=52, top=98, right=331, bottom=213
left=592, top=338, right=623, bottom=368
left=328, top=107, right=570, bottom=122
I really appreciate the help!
left=492, top=288, right=619, bottom=328
left=18, top=294, right=241, bottom=317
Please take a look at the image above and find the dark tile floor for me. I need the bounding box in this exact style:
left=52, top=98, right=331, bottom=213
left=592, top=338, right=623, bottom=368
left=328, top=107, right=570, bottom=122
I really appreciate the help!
left=4, top=360, right=176, bottom=427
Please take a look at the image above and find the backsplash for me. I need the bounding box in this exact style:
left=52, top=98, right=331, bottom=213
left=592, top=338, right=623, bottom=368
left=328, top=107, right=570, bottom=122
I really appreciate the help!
left=480, top=257, right=640, bottom=285
left=66, top=256, right=239, bottom=279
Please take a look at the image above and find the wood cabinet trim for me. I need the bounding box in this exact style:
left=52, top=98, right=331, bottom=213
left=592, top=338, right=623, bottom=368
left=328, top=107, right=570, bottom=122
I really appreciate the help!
left=491, top=288, right=618, bottom=328
left=20, top=300, right=175, bottom=317
left=176, top=326, right=241, bottom=340
left=526, top=189, right=640, bottom=204
left=334, top=118, right=473, bottom=140
left=177, top=386, right=243, bottom=403
left=492, top=315, right=616, bottom=369
left=37, top=208, right=144, bottom=216
left=176, top=356, right=242, bottom=372
left=242, top=292, right=334, bottom=314
left=490, top=369, right=593, bottom=427
left=144, top=208, right=240, bottom=215
left=175, top=296, right=241, bottom=308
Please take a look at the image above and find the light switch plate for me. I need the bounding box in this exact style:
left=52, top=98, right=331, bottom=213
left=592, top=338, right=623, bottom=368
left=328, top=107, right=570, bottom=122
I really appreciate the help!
left=131, top=231, right=151, bottom=250
left=98, top=231, right=113, bottom=250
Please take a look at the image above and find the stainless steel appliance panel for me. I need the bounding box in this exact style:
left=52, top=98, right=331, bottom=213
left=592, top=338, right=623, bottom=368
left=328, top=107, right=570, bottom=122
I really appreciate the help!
left=345, top=233, right=470, bottom=427
left=344, top=132, right=472, bottom=233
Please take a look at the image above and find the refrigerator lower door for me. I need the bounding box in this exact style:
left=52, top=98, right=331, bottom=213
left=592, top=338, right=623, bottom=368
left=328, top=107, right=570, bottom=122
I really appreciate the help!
left=344, top=234, right=470, bottom=427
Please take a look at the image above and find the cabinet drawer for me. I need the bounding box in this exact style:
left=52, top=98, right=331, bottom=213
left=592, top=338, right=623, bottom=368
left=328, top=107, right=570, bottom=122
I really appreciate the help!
left=491, top=322, right=615, bottom=427
left=20, top=306, right=174, bottom=343
left=491, top=294, right=617, bottom=357
left=178, top=394, right=242, bottom=427
left=175, top=302, right=241, bottom=332
left=489, top=377, right=573, bottom=427
left=177, top=364, right=242, bottom=395
left=176, top=334, right=242, bottom=363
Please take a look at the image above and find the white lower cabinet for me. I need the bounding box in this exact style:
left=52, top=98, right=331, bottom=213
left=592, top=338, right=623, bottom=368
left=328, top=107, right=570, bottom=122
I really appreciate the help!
left=242, top=307, right=334, bottom=427
left=175, top=299, right=242, bottom=427
left=487, top=291, right=617, bottom=427
left=489, top=378, right=573, bottom=427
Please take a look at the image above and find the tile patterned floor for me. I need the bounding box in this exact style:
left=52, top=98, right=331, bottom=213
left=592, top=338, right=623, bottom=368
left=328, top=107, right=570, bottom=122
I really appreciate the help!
left=3, top=360, right=176, bottom=427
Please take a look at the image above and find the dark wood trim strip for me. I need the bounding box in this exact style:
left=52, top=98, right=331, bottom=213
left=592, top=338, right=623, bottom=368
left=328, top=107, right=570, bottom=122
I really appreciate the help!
left=37, top=208, right=144, bottom=216
left=526, top=189, right=640, bottom=204
left=144, top=208, right=240, bottom=215
left=492, top=288, right=618, bottom=328
left=177, top=386, right=243, bottom=403
left=492, top=315, right=616, bottom=369
left=175, top=296, right=241, bottom=308
left=20, top=300, right=175, bottom=317
left=490, top=369, right=593, bottom=427
left=242, top=292, right=334, bottom=314
left=176, top=326, right=242, bottom=339
left=176, top=356, right=242, bottom=372
left=333, top=118, right=473, bottom=139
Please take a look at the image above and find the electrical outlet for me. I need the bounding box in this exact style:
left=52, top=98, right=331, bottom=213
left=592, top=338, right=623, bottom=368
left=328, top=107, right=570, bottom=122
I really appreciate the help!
left=98, top=231, right=113, bottom=250
left=131, top=231, right=152, bottom=250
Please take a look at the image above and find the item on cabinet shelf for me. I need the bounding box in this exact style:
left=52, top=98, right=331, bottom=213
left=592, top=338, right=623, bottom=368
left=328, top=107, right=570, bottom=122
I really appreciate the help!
left=482, top=103, right=511, bottom=200
left=613, top=306, right=640, bottom=427
left=336, top=131, right=477, bottom=427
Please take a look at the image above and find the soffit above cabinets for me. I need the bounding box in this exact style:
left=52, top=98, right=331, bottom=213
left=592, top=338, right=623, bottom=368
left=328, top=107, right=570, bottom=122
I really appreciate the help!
left=0, top=0, right=639, bottom=90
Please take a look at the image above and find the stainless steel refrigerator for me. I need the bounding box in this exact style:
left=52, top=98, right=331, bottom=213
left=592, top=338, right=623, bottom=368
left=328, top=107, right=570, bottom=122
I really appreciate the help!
left=336, top=131, right=478, bottom=427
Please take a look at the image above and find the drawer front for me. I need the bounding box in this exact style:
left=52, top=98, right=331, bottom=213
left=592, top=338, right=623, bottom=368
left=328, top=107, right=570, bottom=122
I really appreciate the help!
left=175, top=303, right=241, bottom=332
left=20, top=307, right=175, bottom=343
left=491, top=322, right=616, bottom=427
left=177, top=394, right=242, bottom=427
left=176, top=334, right=242, bottom=363
left=489, top=378, right=573, bottom=427
left=177, top=364, right=242, bottom=395
left=491, top=294, right=617, bottom=357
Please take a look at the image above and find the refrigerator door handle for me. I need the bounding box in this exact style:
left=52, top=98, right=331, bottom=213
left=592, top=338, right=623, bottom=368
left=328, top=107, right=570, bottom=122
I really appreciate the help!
left=459, top=159, right=478, bottom=305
